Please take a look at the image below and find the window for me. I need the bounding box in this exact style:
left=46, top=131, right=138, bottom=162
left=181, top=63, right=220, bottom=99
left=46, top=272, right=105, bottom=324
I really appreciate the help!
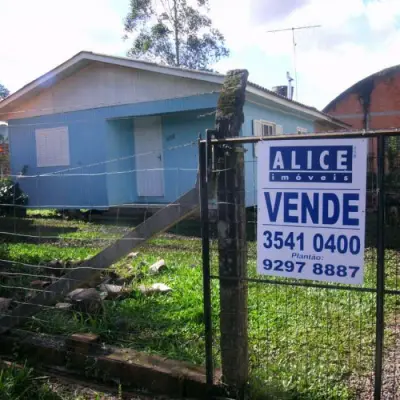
left=253, top=120, right=283, bottom=157
left=35, top=126, right=70, bottom=167
left=253, top=120, right=283, bottom=137
left=297, top=127, right=308, bottom=135
left=261, top=122, right=275, bottom=136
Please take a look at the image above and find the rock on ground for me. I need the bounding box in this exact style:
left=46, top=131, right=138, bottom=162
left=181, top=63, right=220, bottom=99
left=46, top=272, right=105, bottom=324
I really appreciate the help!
left=55, top=302, right=74, bottom=311
left=98, top=283, right=126, bottom=300
left=139, top=283, right=172, bottom=295
left=65, top=288, right=103, bottom=314
left=149, top=260, right=166, bottom=275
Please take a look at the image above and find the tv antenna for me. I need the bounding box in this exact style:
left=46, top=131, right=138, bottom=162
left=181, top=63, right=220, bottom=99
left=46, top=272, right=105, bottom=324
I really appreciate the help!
left=267, top=25, right=321, bottom=101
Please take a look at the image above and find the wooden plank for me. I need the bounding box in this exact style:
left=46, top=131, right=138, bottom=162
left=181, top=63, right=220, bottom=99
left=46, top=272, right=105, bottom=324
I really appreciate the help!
left=0, top=187, right=199, bottom=334
left=0, top=328, right=225, bottom=398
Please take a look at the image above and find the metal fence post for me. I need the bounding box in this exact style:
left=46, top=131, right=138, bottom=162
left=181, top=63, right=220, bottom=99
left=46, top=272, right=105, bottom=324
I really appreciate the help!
left=199, top=134, right=214, bottom=387
left=374, top=134, right=386, bottom=400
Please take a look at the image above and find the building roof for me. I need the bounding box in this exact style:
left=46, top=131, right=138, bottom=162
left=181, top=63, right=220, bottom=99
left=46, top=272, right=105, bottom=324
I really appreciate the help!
left=0, top=51, right=348, bottom=128
left=323, top=64, right=400, bottom=113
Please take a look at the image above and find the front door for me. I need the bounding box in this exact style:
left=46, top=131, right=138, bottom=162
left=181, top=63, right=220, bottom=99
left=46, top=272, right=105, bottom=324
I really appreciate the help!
left=134, top=116, right=164, bottom=197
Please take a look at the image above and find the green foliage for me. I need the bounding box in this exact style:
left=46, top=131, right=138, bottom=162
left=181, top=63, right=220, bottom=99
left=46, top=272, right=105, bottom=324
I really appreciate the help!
left=1, top=216, right=398, bottom=399
left=3, top=243, right=97, bottom=265
left=368, top=169, right=400, bottom=193
left=0, top=179, right=28, bottom=216
left=0, top=83, right=9, bottom=100
left=0, top=363, right=61, bottom=400
left=386, top=136, right=399, bottom=170
left=26, top=209, right=58, bottom=218
left=0, top=362, right=116, bottom=399
left=124, top=0, right=229, bottom=70
left=385, top=171, right=400, bottom=192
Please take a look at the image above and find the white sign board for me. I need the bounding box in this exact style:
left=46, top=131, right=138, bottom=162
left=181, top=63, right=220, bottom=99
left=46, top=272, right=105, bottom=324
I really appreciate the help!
left=257, top=139, right=367, bottom=284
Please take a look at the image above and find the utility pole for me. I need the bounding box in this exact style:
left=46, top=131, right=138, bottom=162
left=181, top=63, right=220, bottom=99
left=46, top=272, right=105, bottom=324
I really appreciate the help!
left=267, top=25, right=321, bottom=101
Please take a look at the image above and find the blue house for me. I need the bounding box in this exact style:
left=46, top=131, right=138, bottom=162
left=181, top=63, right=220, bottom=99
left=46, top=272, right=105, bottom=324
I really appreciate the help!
left=0, top=52, right=347, bottom=209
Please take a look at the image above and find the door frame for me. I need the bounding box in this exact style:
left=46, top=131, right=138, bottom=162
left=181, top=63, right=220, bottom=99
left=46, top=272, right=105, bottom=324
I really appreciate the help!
left=133, top=116, right=165, bottom=197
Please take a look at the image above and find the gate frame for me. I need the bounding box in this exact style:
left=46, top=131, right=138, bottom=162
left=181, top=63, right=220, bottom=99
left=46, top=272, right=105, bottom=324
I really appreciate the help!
left=199, top=128, right=400, bottom=400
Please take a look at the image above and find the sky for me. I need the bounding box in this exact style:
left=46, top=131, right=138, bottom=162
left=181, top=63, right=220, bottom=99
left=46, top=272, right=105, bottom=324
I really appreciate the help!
left=0, top=0, right=399, bottom=110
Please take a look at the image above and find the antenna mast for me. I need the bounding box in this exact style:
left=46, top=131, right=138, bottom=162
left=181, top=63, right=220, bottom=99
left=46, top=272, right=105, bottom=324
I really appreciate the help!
left=267, top=25, right=321, bottom=101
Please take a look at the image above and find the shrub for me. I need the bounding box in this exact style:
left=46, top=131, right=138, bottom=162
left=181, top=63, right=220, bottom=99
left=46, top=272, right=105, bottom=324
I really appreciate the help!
left=0, top=178, right=28, bottom=217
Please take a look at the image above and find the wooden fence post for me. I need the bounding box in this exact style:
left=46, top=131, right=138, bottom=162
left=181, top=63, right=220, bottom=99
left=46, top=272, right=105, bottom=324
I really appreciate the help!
left=215, top=70, right=249, bottom=393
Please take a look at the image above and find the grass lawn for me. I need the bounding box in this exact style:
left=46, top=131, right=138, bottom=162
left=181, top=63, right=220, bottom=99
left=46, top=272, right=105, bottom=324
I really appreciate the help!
left=0, top=362, right=64, bottom=400
left=0, top=211, right=398, bottom=399
left=0, top=361, right=156, bottom=399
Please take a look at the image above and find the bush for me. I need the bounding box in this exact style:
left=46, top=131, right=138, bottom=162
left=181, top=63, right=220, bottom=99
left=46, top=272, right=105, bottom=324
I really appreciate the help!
left=0, top=178, right=28, bottom=217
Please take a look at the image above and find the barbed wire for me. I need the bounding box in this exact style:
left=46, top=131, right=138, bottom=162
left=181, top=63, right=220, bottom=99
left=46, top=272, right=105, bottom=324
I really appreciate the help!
left=5, top=140, right=198, bottom=178
left=0, top=230, right=145, bottom=242
left=0, top=259, right=108, bottom=272
left=6, top=166, right=197, bottom=180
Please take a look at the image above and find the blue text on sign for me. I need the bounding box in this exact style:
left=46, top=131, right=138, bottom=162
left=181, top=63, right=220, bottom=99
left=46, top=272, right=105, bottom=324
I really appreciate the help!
left=269, top=146, right=353, bottom=171
left=264, top=191, right=360, bottom=226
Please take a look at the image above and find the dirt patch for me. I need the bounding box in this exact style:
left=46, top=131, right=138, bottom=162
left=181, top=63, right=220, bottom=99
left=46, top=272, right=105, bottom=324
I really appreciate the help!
left=46, top=376, right=174, bottom=399
left=350, top=323, right=400, bottom=399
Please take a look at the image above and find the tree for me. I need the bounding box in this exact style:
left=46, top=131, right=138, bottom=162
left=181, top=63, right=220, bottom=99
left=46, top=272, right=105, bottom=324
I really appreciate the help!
left=124, top=0, right=229, bottom=71
left=0, top=84, right=9, bottom=100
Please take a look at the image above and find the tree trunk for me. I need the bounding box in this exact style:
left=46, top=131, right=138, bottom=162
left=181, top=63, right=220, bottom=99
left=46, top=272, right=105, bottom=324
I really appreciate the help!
left=173, top=0, right=180, bottom=66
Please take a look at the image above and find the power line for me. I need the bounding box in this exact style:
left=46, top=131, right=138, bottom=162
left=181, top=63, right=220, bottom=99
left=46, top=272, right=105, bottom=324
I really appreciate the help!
left=267, top=25, right=321, bottom=101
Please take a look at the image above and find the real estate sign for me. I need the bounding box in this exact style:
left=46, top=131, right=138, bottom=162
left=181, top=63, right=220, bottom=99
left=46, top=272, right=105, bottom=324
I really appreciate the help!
left=257, top=139, right=367, bottom=284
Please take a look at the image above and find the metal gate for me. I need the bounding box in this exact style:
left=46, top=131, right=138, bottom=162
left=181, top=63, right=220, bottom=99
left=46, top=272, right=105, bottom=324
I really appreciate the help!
left=199, top=130, right=400, bottom=400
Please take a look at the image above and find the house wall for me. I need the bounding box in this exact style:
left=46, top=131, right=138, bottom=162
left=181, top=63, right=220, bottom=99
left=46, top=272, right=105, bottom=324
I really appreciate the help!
left=8, top=93, right=218, bottom=208
left=106, top=118, right=135, bottom=206
left=323, top=71, right=400, bottom=130
left=8, top=78, right=332, bottom=209
left=8, top=111, right=109, bottom=209
left=4, top=62, right=220, bottom=120
left=242, top=100, right=315, bottom=207
left=323, top=68, right=400, bottom=173
left=158, top=110, right=214, bottom=203
left=105, top=110, right=214, bottom=206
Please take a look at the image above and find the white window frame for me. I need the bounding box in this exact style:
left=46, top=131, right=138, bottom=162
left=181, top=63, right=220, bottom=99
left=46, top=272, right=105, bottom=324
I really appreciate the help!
left=253, top=120, right=283, bottom=156
left=35, top=126, right=70, bottom=167
left=254, top=119, right=276, bottom=137
left=297, top=127, right=308, bottom=135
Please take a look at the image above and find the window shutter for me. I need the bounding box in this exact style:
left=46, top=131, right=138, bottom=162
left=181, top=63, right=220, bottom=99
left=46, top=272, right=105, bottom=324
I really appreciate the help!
left=253, top=120, right=263, bottom=136
left=35, top=126, right=70, bottom=167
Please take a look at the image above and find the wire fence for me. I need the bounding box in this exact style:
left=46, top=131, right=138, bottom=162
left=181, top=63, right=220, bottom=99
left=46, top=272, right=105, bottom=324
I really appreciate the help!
left=3, top=128, right=400, bottom=399
left=200, top=131, right=400, bottom=400
left=0, top=139, right=209, bottom=380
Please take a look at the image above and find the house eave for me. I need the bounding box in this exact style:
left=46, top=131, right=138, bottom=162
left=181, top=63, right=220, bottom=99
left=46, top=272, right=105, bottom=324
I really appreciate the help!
left=0, top=51, right=348, bottom=129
